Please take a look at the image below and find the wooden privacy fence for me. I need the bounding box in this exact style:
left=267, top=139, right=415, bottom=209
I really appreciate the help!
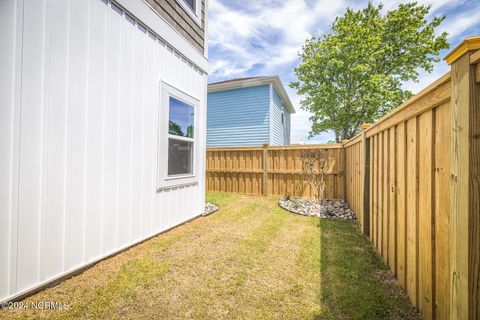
left=206, top=37, right=479, bottom=319
left=343, top=37, right=480, bottom=320
left=345, top=73, right=452, bottom=319
left=206, top=144, right=345, bottom=199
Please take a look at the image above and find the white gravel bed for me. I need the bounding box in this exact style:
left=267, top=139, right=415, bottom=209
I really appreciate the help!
left=203, top=202, right=219, bottom=216
left=278, top=198, right=356, bottom=220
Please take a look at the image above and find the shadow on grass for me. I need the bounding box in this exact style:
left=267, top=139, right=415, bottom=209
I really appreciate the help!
left=314, top=219, right=420, bottom=320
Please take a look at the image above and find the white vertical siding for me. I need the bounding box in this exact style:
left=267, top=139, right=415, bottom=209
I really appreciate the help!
left=0, top=0, right=207, bottom=302
left=0, top=0, right=17, bottom=300
left=17, top=0, right=46, bottom=293
left=43, top=0, right=71, bottom=281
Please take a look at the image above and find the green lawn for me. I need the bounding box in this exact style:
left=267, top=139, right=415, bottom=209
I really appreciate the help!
left=1, top=193, right=419, bottom=319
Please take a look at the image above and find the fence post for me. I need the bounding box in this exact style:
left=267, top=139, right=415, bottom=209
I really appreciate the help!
left=262, top=144, right=269, bottom=196
left=445, top=37, right=480, bottom=319
left=360, top=124, right=372, bottom=236
left=342, top=140, right=349, bottom=200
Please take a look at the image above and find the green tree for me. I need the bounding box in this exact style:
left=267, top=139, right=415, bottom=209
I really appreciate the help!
left=169, top=121, right=184, bottom=136
left=291, top=1, right=449, bottom=142
left=186, top=125, right=194, bottom=138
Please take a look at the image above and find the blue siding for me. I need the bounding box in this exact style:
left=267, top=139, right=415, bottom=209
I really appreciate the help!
left=207, top=85, right=270, bottom=146
left=271, top=87, right=290, bottom=145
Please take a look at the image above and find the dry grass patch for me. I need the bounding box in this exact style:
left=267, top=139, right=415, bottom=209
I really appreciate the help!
left=1, top=192, right=419, bottom=319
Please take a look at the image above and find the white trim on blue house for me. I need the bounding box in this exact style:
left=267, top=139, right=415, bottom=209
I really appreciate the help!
left=269, top=84, right=274, bottom=144
left=207, top=76, right=294, bottom=147
left=208, top=76, right=295, bottom=114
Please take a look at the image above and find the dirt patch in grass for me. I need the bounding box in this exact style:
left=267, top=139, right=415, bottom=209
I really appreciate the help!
left=1, top=193, right=419, bottom=319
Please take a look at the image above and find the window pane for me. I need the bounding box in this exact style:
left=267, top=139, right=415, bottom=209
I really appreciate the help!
left=168, top=139, right=193, bottom=175
left=184, top=0, right=194, bottom=10
left=169, top=97, right=194, bottom=138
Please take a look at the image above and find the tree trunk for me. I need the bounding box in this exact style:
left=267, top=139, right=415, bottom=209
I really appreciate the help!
left=335, top=130, right=340, bottom=143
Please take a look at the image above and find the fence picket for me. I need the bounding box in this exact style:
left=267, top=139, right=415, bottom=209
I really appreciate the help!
left=206, top=39, right=480, bottom=318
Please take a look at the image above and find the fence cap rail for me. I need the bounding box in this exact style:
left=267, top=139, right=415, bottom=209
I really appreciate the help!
left=363, top=71, right=450, bottom=138
left=360, top=124, right=372, bottom=130
left=207, top=144, right=343, bottom=151
left=207, top=146, right=264, bottom=151
left=267, top=144, right=343, bottom=150
left=445, top=36, right=480, bottom=65
left=343, top=134, right=362, bottom=148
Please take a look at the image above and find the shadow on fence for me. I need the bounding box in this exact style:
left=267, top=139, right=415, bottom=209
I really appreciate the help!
left=206, top=36, right=480, bottom=319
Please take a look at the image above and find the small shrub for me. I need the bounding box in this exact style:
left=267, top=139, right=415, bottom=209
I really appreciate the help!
left=292, top=201, right=300, bottom=210
left=325, top=207, right=335, bottom=217
left=300, top=149, right=331, bottom=204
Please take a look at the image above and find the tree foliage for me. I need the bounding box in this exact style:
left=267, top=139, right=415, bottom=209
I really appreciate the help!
left=169, top=121, right=184, bottom=137
left=291, top=1, right=449, bottom=142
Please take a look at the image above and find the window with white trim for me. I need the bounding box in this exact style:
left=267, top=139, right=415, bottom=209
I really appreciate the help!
left=184, top=0, right=195, bottom=10
left=168, top=97, right=194, bottom=175
left=157, top=82, right=199, bottom=190
left=176, top=0, right=202, bottom=26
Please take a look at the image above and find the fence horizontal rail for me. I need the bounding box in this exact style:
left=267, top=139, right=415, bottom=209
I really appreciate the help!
left=343, top=37, right=480, bottom=320
left=206, top=168, right=344, bottom=175
left=206, top=144, right=345, bottom=199
left=206, top=36, right=480, bottom=319
left=345, top=73, right=452, bottom=320
left=206, top=144, right=343, bottom=151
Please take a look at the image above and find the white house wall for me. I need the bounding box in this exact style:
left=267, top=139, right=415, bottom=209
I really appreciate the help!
left=0, top=0, right=207, bottom=302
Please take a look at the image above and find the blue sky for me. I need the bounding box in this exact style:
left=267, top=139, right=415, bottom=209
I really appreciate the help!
left=169, top=97, right=194, bottom=137
left=207, top=0, right=479, bottom=144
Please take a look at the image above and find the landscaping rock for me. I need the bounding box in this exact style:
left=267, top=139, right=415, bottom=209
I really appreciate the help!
left=278, top=198, right=356, bottom=220
left=203, top=202, right=219, bottom=216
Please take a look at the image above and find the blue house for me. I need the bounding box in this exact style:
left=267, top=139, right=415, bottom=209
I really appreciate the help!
left=207, top=76, right=296, bottom=147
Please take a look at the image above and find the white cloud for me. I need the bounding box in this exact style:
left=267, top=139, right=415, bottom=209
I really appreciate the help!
left=438, top=4, right=480, bottom=39
left=208, top=0, right=345, bottom=78
left=402, top=63, right=450, bottom=94
left=208, top=0, right=479, bottom=144
left=378, top=0, right=456, bottom=12
left=209, top=59, right=250, bottom=78
left=208, top=0, right=348, bottom=143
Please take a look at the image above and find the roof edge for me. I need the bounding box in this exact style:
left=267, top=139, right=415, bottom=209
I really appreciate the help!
left=208, top=76, right=296, bottom=114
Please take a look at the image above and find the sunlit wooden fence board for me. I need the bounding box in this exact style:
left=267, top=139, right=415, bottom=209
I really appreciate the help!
left=206, top=72, right=455, bottom=319
left=206, top=145, right=345, bottom=199
left=206, top=39, right=480, bottom=319
left=344, top=136, right=362, bottom=225
left=344, top=73, right=454, bottom=319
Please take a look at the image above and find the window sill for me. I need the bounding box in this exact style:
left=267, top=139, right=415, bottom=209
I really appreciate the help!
left=166, top=173, right=195, bottom=181
left=157, top=181, right=198, bottom=192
